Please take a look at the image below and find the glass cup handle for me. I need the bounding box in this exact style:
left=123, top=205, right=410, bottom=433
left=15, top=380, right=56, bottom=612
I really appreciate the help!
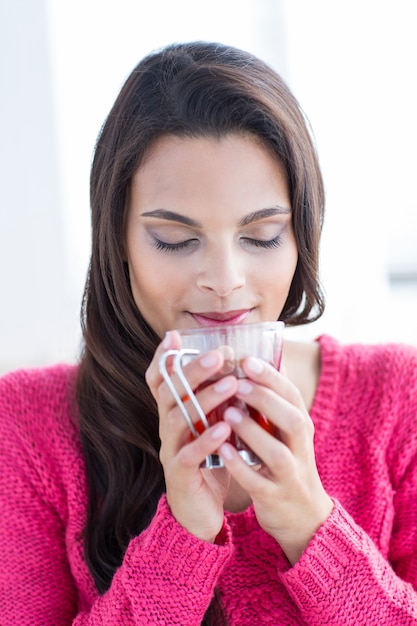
left=159, top=348, right=210, bottom=437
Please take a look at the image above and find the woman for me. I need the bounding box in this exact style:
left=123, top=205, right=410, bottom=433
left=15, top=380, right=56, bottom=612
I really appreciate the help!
left=1, top=41, right=417, bottom=625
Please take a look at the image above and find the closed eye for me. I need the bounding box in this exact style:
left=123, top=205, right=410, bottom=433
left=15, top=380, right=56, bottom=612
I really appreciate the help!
left=152, top=235, right=284, bottom=253
left=242, top=235, right=283, bottom=249
left=153, top=238, right=199, bottom=252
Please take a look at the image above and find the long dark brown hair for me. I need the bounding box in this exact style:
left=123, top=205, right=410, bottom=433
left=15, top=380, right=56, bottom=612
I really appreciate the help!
left=76, top=41, right=325, bottom=624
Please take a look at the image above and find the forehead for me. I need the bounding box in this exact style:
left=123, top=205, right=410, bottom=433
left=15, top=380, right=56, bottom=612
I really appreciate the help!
left=137, top=132, right=280, bottom=174
left=130, top=133, right=290, bottom=220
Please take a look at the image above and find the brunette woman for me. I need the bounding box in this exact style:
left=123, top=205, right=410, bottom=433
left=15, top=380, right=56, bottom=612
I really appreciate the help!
left=1, top=41, right=417, bottom=625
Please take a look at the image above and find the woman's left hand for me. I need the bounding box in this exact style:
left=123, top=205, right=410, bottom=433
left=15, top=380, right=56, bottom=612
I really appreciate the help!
left=218, top=356, right=333, bottom=566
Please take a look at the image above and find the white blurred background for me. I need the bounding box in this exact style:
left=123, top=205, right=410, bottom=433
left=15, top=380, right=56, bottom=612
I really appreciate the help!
left=1, top=0, right=416, bottom=374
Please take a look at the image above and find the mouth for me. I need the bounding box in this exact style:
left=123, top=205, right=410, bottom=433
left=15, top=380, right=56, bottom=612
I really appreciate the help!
left=188, top=309, right=253, bottom=326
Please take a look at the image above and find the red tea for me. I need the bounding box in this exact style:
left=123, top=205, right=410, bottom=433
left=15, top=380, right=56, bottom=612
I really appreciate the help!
left=188, top=375, right=274, bottom=454
left=171, top=322, right=284, bottom=466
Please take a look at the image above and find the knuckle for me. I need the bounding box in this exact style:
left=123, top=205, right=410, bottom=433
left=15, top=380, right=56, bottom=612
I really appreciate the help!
left=165, top=405, right=185, bottom=433
left=159, top=444, right=169, bottom=467
left=257, top=478, right=280, bottom=503
left=287, top=410, right=305, bottom=436
left=144, top=365, right=155, bottom=388
left=177, top=442, right=197, bottom=468
left=158, top=381, right=173, bottom=405
left=269, top=444, right=292, bottom=472
left=288, top=384, right=303, bottom=406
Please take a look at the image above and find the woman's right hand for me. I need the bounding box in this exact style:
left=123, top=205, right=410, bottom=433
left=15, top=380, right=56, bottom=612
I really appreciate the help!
left=146, top=330, right=238, bottom=542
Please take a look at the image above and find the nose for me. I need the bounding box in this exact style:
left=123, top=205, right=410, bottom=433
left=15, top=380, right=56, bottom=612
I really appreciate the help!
left=196, top=243, right=246, bottom=296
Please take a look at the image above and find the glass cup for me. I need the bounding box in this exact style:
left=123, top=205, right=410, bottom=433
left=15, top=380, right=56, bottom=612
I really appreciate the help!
left=159, top=321, right=284, bottom=468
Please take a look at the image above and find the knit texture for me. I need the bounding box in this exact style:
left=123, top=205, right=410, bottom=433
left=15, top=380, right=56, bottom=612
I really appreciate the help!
left=1, top=335, right=417, bottom=624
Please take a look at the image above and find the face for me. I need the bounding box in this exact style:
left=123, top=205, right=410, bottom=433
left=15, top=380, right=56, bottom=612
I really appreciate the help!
left=125, top=134, right=298, bottom=338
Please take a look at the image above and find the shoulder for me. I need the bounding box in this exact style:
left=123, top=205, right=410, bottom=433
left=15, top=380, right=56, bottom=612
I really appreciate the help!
left=0, top=363, right=78, bottom=429
left=317, top=336, right=417, bottom=466
left=0, top=363, right=81, bottom=501
left=284, top=334, right=417, bottom=418
left=318, top=334, right=417, bottom=394
left=0, top=362, right=77, bottom=397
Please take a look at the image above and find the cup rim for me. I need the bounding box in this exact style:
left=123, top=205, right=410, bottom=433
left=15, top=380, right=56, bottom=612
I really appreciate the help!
left=176, top=320, right=284, bottom=336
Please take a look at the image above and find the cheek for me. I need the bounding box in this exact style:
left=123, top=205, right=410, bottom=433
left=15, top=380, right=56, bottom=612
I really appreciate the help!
left=128, top=249, right=190, bottom=306
left=280, top=238, right=299, bottom=285
left=255, top=247, right=298, bottom=291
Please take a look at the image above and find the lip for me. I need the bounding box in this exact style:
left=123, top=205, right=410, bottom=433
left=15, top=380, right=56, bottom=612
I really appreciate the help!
left=189, top=309, right=253, bottom=327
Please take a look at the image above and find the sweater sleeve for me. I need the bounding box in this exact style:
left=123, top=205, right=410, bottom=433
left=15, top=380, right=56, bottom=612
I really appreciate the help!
left=0, top=369, right=233, bottom=625
left=73, top=497, right=233, bottom=625
left=0, top=368, right=78, bottom=622
left=278, top=499, right=417, bottom=625
left=278, top=341, right=417, bottom=625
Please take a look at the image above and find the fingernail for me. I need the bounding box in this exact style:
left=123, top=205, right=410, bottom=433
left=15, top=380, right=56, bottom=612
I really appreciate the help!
left=200, top=351, right=219, bottom=368
left=246, top=357, right=264, bottom=374
left=224, top=407, right=243, bottom=424
left=211, top=422, right=230, bottom=439
left=236, top=379, right=253, bottom=395
left=219, top=443, right=234, bottom=460
left=214, top=377, right=234, bottom=393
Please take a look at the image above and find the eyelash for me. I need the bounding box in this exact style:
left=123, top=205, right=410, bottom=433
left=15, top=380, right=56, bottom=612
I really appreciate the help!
left=153, top=235, right=283, bottom=253
left=153, top=239, right=197, bottom=252
left=244, top=235, right=283, bottom=249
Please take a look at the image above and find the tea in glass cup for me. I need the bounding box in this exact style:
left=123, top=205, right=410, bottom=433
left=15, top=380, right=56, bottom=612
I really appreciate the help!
left=159, top=321, right=284, bottom=468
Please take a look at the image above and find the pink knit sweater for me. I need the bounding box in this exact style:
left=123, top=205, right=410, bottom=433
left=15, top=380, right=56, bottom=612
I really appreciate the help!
left=1, top=335, right=417, bottom=625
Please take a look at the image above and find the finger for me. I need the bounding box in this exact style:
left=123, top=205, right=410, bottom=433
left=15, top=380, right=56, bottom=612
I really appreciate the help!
left=158, top=349, right=224, bottom=408
left=159, top=374, right=237, bottom=443
left=242, top=357, right=305, bottom=410
left=147, top=331, right=229, bottom=418
left=156, top=339, right=228, bottom=411
left=237, top=355, right=314, bottom=453
left=145, top=330, right=182, bottom=393
left=159, top=375, right=240, bottom=468
left=180, top=375, right=238, bottom=434
left=222, top=407, right=298, bottom=477
left=231, top=378, right=312, bottom=459
left=174, top=421, right=232, bottom=470
left=217, top=440, right=292, bottom=495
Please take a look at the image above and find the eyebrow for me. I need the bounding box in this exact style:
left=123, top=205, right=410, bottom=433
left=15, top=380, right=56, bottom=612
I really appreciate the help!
left=141, top=206, right=291, bottom=228
left=238, top=206, right=291, bottom=227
